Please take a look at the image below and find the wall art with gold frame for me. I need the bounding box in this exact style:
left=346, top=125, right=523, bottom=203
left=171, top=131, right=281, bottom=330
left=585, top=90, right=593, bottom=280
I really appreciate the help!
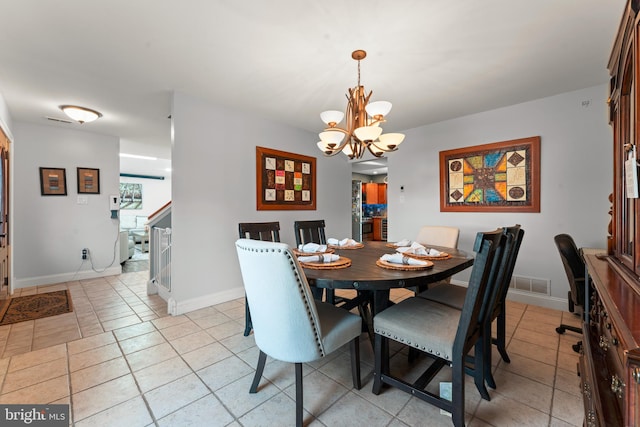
left=256, top=146, right=316, bottom=210
left=439, top=136, right=540, bottom=212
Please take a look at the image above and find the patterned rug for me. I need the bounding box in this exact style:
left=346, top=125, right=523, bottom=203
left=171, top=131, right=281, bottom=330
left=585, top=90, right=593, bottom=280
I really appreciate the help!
left=0, top=290, right=73, bottom=326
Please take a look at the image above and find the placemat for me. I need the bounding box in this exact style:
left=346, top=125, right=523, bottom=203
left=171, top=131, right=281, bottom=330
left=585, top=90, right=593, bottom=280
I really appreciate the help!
left=397, top=251, right=452, bottom=261
left=300, top=256, right=352, bottom=269
left=327, top=243, right=364, bottom=250
left=376, top=259, right=433, bottom=271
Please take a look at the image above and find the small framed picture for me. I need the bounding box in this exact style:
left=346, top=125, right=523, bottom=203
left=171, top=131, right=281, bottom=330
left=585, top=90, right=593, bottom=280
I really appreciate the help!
left=40, top=167, right=67, bottom=196
left=77, top=167, right=100, bottom=194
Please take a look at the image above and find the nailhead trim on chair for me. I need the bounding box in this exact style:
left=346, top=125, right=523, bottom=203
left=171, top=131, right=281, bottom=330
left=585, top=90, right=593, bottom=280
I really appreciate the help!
left=375, top=329, right=451, bottom=361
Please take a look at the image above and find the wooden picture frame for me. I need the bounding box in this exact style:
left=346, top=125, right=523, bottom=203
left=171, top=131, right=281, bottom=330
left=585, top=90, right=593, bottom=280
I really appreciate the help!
left=77, top=167, right=100, bottom=194
left=39, top=167, right=67, bottom=196
left=256, top=146, right=316, bottom=210
left=439, top=136, right=540, bottom=212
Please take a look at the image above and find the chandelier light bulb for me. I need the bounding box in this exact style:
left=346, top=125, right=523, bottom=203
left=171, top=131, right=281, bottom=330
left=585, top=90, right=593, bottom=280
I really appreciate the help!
left=365, top=101, right=392, bottom=119
left=377, top=133, right=405, bottom=150
left=354, top=126, right=383, bottom=142
left=320, top=110, right=344, bottom=127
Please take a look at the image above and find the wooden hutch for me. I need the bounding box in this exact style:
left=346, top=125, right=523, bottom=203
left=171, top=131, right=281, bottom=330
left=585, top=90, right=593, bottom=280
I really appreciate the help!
left=582, top=1, right=640, bottom=425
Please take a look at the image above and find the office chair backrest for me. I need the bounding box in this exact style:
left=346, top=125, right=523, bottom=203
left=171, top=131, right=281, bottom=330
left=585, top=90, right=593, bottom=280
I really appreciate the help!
left=294, top=220, right=326, bottom=246
left=554, top=233, right=586, bottom=308
left=235, top=238, right=325, bottom=363
left=238, top=222, right=280, bottom=242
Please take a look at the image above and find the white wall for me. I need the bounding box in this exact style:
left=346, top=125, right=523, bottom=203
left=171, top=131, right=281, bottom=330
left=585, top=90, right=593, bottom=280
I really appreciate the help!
left=13, top=123, right=121, bottom=287
left=169, top=92, right=351, bottom=314
left=389, top=84, right=612, bottom=309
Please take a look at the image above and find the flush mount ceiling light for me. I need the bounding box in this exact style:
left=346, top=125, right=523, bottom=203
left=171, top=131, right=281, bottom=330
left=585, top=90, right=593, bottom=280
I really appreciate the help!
left=59, top=105, right=102, bottom=124
left=317, top=50, right=405, bottom=159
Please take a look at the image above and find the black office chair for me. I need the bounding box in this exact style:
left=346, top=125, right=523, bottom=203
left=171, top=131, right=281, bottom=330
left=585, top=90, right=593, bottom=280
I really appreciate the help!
left=238, top=221, right=280, bottom=336
left=554, top=233, right=585, bottom=353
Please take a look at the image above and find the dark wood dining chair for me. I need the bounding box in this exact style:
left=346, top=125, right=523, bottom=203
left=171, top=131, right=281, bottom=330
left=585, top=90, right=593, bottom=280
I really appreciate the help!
left=372, top=228, right=504, bottom=427
left=238, top=221, right=280, bottom=336
left=235, top=238, right=362, bottom=427
left=293, top=220, right=329, bottom=301
left=416, top=225, right=524, bottom=396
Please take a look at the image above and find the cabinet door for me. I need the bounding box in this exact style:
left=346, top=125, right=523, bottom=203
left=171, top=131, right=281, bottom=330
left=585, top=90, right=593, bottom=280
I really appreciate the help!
left=378, top=183, right=387, bottom=204
left=373, top=218, right=382, bottom=240
left=365, top=183, right=379, bottom=204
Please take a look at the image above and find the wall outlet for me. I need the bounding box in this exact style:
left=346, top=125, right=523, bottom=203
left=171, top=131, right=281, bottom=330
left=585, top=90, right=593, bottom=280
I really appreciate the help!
left=82, top=248, right=88, bottom=260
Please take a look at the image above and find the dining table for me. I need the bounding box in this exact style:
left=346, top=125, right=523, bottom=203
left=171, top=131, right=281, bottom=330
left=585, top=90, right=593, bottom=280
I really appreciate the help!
left=302, top=240, right=475, bottom=318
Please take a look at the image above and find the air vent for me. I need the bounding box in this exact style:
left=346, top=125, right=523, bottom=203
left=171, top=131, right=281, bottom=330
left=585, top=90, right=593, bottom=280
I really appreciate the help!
left=45, top=116, right=73, bottom=124
left=509, top=274, right=550, bottom=295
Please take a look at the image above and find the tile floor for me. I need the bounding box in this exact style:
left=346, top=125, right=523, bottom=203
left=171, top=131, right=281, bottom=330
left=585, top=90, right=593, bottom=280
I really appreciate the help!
left=0, top=269, right=584, bottom=427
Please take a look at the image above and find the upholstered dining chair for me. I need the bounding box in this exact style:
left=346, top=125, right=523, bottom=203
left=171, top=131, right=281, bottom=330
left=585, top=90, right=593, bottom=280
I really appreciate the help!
left=411, top=225, right=461, bottom=293
left=238, top=221, right=280, bottom=336
left=554, top=233, right=585, bottom=353
left=372, top=228, right=504, bottom=427
left=235, top=238, right=362, bottom=427
left=416, top=225, right=524, bottom=396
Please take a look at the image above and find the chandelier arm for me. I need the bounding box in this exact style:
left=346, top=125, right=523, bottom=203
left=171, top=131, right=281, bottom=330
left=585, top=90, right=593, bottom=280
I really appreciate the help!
left=366, top=143, right=386, bottom=158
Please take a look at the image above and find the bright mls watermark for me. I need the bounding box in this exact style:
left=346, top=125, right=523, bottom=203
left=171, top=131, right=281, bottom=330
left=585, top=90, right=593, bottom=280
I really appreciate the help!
left=1, top=405, right=68, bottom=426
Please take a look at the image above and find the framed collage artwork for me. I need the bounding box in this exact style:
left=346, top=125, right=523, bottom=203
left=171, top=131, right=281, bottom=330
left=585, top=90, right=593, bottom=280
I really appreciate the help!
left=77, top=167, right=100, bottom=194
left=39, top=167, right=67, bottom=196
left=256, top=146, right=316, bottom=210
left=439, top=136, right=540, bottom=212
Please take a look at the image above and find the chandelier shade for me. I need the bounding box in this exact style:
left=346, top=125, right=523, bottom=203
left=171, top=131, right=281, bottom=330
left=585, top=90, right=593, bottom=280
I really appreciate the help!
left=316, top=50, right=405, bottom=159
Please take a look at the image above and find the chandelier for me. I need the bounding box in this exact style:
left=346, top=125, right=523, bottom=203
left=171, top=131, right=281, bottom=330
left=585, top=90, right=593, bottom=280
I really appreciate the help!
left=317, top=50, right=405, bottom=159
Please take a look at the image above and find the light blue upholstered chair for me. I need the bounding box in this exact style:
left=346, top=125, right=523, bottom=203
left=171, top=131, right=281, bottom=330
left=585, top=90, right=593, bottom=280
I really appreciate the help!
left=235, top=238, right=362, bottom=427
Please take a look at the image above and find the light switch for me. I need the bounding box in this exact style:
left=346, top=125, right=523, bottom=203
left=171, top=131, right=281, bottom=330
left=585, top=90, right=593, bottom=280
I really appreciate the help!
left=77, top=196, right=88, bottom=205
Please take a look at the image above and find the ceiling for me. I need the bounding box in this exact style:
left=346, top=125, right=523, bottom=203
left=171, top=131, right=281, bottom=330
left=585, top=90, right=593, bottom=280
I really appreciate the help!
left=0, top=0, right=627, bottom=177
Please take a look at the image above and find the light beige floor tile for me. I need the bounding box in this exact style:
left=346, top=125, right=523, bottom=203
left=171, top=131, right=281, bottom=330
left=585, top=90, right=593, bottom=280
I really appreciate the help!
left=196, top=355, right=253, bottom=392
left=491, top=369, right=553, bottom=413
left=159, top=320, right=202, bottom=341
left=67, top=331, right=116, bottom=355
left=157, top=394, right=234, bottom=427
left=3, top=357, right=68, bottom=393
left=0, top=375, right=69, bottom=404
left=283, top=370, right=349, bottom=416
left=507, top=338, right=557, bottom=366
left=134, top=356, right=192, bottom=392
left=151, top=315, right=190, bottom=330
left=112, top=321, right=157, bottom=341
left=70, top=357, right=130, bottom=392
left=204, top=320, right=243, bottom=340
left=238, top=392, right=314, bottom=426
left=182, top=342, right=233, bottom=371
left=475, top=393, right=550, bottom=426
left=318, top=391, right=394, bottom=427
left=72, top=374, right=140, bottom=422
left=512, top=328, right=560, bottom=351
left=101, top=314, right=143, bottom=331
left=69, top=342, right=123, bottom=372
left=495, top=352, right=556, bottom=387
left=119, top=331, right=166, bottom=354
left=214, top=372, right=280, bottom=418
left=8, top=343, right=66, bottom=372
left=125, top=342, right=178, bottom=372
left=170, top=330, right=215, bottom=354
left=74, top=395, right=153, bottom=427
left=551, top=388, right=584, bottom=426
left=144, top=373, right=209, bottom=420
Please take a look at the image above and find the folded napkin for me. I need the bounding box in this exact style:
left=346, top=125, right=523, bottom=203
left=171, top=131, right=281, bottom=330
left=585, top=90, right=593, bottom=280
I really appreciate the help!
left=397, top=242, right=443, bottom=256
left=327, top=237, right=358, bottom=247
left=395, top=239, right=413, bottom=247
left=397, top=241, right=428, bottom=255
left=380, top=253, right=427, bottom=266
left=298, top=254, right=340, bottom=263
left=297, top=242, right=328, bottom=253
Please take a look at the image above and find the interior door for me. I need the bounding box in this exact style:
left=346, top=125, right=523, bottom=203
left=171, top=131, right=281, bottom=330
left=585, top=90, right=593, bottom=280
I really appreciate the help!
left=0, top=127, right=10, bottom=295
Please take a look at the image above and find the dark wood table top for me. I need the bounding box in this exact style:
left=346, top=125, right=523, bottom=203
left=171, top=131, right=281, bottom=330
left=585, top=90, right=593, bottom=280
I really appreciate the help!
left=303, top=241, right=474, bottom=292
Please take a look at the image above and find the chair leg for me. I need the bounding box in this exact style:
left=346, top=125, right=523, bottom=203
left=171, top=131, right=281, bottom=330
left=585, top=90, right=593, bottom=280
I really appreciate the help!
left=494, top=309, right=510, bottom=363
left=295, top=362, right=303, bottom=427
left=250, top=350, right=267, bottom=393
left=473, top=339, right=491, bottom=401
left=451, top=355, right=466, bottom=427
left=243, top=298, right=253, bottom=337
left=326, top=289, right=335, bottom=305
left=482, top=322, right=496, bottom=391
left=372, top=333, right=385, bottom=395
left=350, top=336, right=362, bottom=389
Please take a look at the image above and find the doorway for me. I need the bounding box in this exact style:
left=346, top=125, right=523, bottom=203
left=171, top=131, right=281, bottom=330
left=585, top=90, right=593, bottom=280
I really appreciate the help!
left=351, top=158, right=388, bottom=241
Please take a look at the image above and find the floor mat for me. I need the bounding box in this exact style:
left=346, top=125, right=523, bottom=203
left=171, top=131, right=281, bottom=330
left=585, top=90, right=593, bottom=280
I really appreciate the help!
left=0, top=290, right=73, bottom=326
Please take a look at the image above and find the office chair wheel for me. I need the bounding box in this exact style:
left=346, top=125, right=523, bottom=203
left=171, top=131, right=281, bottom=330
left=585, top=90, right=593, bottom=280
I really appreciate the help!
left=572, top=341, right=582, bottom=353
left=556, top=326, right=566, bottom=334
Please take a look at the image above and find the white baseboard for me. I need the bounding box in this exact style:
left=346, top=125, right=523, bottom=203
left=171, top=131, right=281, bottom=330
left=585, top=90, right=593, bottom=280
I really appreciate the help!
left=13, top=266, right=123, bottom=289
left=167, top=287, right=245, bottom=316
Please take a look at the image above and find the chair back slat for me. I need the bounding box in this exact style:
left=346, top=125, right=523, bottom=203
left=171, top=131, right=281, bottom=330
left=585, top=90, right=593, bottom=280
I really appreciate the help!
left=294, top=220, right=326, bottom=246
left=238, top=222, right=280, bottom=242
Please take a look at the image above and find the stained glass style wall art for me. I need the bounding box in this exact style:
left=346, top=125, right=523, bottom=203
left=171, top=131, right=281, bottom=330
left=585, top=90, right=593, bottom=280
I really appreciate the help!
left=439, top=136, right=540, bottom=212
